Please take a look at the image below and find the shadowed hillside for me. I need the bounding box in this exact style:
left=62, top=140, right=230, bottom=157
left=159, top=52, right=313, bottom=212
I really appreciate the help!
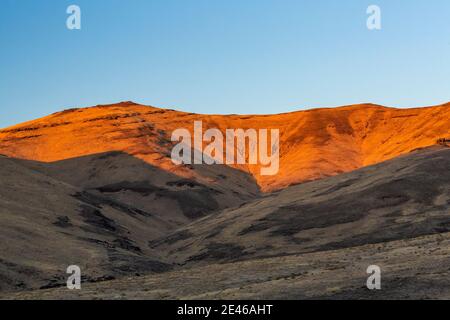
left=0, top=152, right=259, bottom=292
left=3, top=146, right=450, bottom=299
left=148, top=146, right=450, bottom=265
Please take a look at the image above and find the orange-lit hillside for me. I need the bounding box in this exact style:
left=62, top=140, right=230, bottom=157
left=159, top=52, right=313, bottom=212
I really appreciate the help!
left=0, top=101, right=449, bottom=192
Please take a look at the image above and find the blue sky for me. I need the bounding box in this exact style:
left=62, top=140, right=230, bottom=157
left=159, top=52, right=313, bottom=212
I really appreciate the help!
left=1, top=0, right=449, bottom=128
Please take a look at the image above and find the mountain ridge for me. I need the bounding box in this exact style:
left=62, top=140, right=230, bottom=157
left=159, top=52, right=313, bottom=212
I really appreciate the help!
left=0, top=101, right=449, bottom=191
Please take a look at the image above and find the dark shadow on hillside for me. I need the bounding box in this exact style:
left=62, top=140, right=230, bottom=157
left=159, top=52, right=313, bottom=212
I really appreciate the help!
left=0, top=151, right=261, bottom=293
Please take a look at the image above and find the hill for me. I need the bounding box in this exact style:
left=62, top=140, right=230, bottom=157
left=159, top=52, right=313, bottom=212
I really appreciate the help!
left=3, top=146, right=450, bottom=299
left=0, top=152, right=258, bottom=291
left=0, top=101, right=449, bottom=191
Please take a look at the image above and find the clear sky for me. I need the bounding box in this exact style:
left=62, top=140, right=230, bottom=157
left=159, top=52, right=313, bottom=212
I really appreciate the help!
left=1, top=0, right=449, bottom=128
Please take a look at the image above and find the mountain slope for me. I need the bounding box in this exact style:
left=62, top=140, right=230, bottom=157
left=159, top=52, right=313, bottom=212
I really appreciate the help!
left=0, top=152, right=259, bottom=292
left=5, top=146, right=450, bottom=300
left=0, top=101, right=449, bottom=191
left=150, top=146, right=450, bottom=266
left=0, top=102, right=449, bottom=296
